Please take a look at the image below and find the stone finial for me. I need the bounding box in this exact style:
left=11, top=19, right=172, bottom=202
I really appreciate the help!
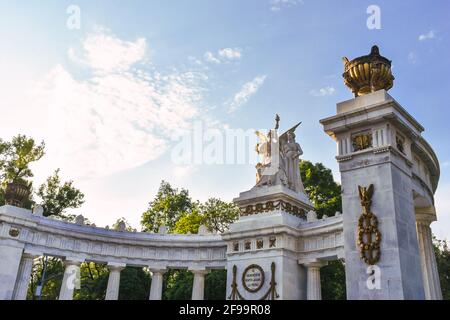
left=105, top=225, right=110, bottom=230
left=75, top=215, right=85, bottom=225
left=322, top=214, right=328, bottom=220
left=32, top=205, right=44, bottom=216
left=187, top=231, right=192, bottom=235
left=307, top=210, right=318, bottom=222
left=90, top=223, right=96, bottom=227
left=198, top=225, right=209, bottom=235
left=335, top=211, right=342, bottom=216
left=158, top=224, right=167, bottom=234
left=117, top=221, right=126, bottom=232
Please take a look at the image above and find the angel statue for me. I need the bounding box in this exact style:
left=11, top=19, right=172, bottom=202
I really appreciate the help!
left=254, top=115, right=288, bottom=188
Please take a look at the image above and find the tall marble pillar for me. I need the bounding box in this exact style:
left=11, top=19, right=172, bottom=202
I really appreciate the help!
left=416, top=211, right=443, bottom=300
left=149, top=268, right=166, bottom=300
left=12, top=253, right=37, bottom=300
left=59, top=258, right=83, bottom=300
left=105, top=263, right=126, bottom=300
left=305, top=261, right=326, bottom=300
left=191, top=269, right=209, bottom=300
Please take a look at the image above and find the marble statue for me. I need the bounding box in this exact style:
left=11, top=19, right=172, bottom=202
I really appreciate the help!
left=254, top=115, right=305, bottom=193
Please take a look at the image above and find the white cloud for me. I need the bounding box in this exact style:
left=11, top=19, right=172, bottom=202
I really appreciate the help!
left=17, top=28, right=208, bottom=181
left=442, top=161, right=450, bottom=169
left=70, top=27, right=147, bottom=73
left=204, top=48, right=242, bottom=64
left=270, top=0, right=304, bottom=11
left=419, top=30, right=436, bottom=41
left=173, top=165, right=197, bottom=179
left=218, top=48, right=242, bottom=60
left=204, top=51, right=221, bottom=64
left=309, top=86, right=336, bottom=97
left=408, top=51, right=418, bottom=64
left=228, top=75, right=267, bottom=113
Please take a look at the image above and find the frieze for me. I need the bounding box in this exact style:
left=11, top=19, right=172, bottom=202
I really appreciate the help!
left=239, top=200, right=306, bottom=219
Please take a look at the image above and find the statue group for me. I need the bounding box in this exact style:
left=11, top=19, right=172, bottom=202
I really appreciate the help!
left=254, top=115, right=305, bottom=194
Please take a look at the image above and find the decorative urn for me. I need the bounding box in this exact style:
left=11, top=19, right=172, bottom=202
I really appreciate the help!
left=342, top=45, right=394, bottom=97
left=4, top=182, right=31, bottom=208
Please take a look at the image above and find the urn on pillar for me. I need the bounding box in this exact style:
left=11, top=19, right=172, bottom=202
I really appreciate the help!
left=320, top=45, right=441, bottom=300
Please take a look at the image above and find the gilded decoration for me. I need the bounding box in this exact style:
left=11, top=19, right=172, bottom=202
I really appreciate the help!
left=357, top=184, right=381, bottom=265
left=342, top=45, right=394, bottom=97
left=240, top=200, right=306, bottom=219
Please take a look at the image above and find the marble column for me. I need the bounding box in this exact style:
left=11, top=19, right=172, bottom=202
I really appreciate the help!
left=191, top=269, right=209, bottom=300
left=305, top=261, right=327, bottom=300
left=59, top=258, right=83, bottom=300
left=12, top=253, right=37, bottom=300
left=149, top=268, right=166, bottom=300
left=105, top=263, right=126, bottom=300
left=416, top=211, right=443, bottom=300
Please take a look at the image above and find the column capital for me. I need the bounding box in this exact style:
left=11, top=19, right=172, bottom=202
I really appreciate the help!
left=107, top=262, right=126, bottom=272
left=148, top=267, right=167, bottom=275
left=416, top=211, right=436, bottom=226
left=63, top=257, right=84, bottom=267
left=189, top=268, right=209, bottom=275
left=299, top=259, right=328, bottom=269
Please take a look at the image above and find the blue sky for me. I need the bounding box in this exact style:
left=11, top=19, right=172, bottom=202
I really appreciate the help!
left=0, top=0, right=449, bottom=238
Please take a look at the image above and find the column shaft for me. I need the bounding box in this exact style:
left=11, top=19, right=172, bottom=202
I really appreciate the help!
left=191, top=270, right=208, bottom=300
left=59, top=260, right=82, bottom=300
left=306, top=266, right=322, bottom=300
left=105, top=264, right=125, bottom=300
left=149, top=269, right=166, bottom=300
left=12, top=253, right=36, bottom=300
left=417, top=221, right=442, bottom=300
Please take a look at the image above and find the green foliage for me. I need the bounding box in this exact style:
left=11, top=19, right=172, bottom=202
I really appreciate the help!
left=204, top=270, right=227, bottom=300
left=200, top=198, right=239, bottom=233
left=173, top=209, right=203, bottom=234
left=27, top=257, right=64, bottom=300
left=36, top=169, right=85, bottom=219
left=0, top=135, right=45, bottom=185
left=173, top=198, right=239, bottom=234
left=434, top=238, right=450, bottom=300
left=75, top=262, right=108, bottom=300
left=118, top=267, right=151, bottom=300
left=320, top=259, right=347, bottom=300
left=300, top=160, right=342, bottom=218
left=141, top=181, right=194, bottom=233
left=112, top=217, right=136, bottom=232
left=163, top=270, right=193, bottom=300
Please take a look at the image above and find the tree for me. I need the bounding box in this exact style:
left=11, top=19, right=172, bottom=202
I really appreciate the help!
left=0, top=135, right=45, bottom=185
left=172, top=199, right=239, bottom=234
left=141, top=181, right=194, bottom=233
left=0, top=135, right=45, bottom=208
left=36, top=169, right=85, bottom=219
left=300, top=160, right=342, bottom=218
left=173, top=209, right=203, bottom=234
left=434, top=238, right=450, bottom=299
left=200, top=198, right=239, bottom=233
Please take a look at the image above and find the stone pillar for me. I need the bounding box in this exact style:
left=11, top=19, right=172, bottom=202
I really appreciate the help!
left=59, top=259, right=83, bottom=300
left=148, top=268, right=166, bottom=300
left=0, top=244, right=26, bottom=300
left=416, top=212, right=442, bottom=300
left=12, top=253, right=37, bottom=300
left=191, top=269, right=209, bottom=300
left=105, top=263, right=126, bottom=300
left=304, top=261, right=326, bottom=300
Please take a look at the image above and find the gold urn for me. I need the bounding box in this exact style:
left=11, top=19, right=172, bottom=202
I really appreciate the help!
left=342, top=45, right=394, bottom=97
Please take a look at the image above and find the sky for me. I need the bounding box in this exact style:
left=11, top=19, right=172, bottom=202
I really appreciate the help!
left=0, top=0, right=449, bottom=238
